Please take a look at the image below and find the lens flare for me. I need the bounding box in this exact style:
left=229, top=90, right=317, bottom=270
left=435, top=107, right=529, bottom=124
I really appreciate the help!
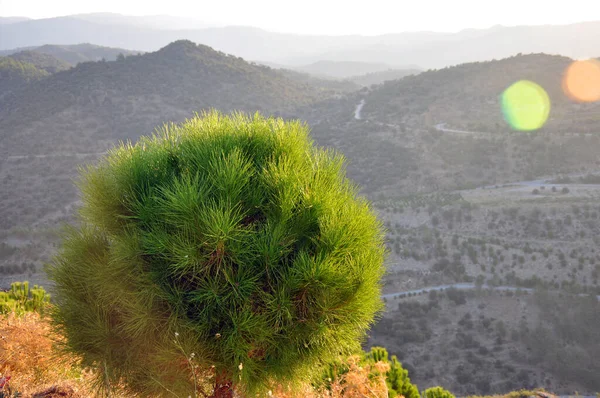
left=562, top=59, right=600, bottom=102
left=501, top=80, right=550, bottom=131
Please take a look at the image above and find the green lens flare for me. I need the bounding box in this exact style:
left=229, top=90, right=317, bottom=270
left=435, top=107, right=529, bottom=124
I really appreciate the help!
left=501, top=80, right=550, bottom=131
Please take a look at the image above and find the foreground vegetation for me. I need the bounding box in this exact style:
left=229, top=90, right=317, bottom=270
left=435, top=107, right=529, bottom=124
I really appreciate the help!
left=0, top=282, right=440, bottom=397
left=0, top=286, right=581, bottom=397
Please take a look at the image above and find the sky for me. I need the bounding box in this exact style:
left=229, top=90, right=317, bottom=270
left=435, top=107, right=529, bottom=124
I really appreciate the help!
left=2, top=0, right=600, bottom=35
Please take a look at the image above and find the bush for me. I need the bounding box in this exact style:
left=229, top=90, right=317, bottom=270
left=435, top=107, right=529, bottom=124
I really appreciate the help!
left=0, top=281, right=50, bottom=316
left=47, top=112, right=386, bottom=397
left=361, top=347, right=419, bottom=398
left=423, top=386, right=455, bottom=398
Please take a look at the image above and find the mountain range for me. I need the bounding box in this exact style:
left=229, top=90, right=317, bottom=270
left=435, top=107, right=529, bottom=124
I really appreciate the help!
left=3, top=14, right=600, bottom=68
left=0, top=43, right=142, bottom=64
left=0, top=40, right=332, bottom=159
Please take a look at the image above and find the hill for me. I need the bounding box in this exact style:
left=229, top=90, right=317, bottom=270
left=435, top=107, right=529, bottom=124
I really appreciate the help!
left=0, top=39, right=342, bottom=231
left=0, top=17, right=30, bottom=25
left=3, top=16, right=600, bottom=68
left=348, top=68, right=422, bottom=87
left=7, top=50, right=71, bottom=73
left=15, top=43, right=141, bottom=64
left=305, top=54, right=600, bottom=196
left=295, top=60, right=400, bottom=79
left=0, top=43, right=142, bottom=64
left=70, top=12, right=215, bottom=30
left=270, top=67, right=360, bottom=92
left=0, top=57, right=49, bottom=94
left=299, top=53, right=600, bottom=394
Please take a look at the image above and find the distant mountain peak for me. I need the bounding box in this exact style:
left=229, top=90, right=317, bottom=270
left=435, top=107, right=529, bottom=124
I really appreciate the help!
left=156, top=40, right=218, bottom=58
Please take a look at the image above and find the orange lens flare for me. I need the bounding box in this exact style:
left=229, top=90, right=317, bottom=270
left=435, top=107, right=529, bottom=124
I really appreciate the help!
left=562, top=59, right=600, bottom=103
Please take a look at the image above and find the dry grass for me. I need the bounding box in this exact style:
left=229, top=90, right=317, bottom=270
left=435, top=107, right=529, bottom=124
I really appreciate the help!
left=0, top=311, right=95, bottom=397
left=0, top=311, right=391, bottom=398
left=272, top=356, right=390, bottom=398
left=316, top=357, right=390, bottom=398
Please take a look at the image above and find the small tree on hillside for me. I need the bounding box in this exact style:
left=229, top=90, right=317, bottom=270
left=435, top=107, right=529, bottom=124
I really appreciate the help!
left=423, top=386, right=455, bottom=398
left=47, top=111, right=386, bottom=397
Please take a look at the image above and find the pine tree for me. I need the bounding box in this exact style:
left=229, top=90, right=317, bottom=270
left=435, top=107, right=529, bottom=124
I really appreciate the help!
left=423, top=386, right=455, bottom=398
left=47, top=111, right=386, bottom=397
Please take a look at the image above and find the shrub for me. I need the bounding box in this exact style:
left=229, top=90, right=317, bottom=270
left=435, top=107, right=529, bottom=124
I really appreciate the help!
left=423, top=386, right=455, bottom=398
left=323, top=347, right=419, bottom=398
left=0, top=281, right=50, bottom=316
left=0, top=311, right=88, bottom=397
left=47, top=112, right=386, bottom=397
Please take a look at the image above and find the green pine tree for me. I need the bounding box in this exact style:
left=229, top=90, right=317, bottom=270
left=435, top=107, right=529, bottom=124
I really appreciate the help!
left=363, top=347, right=419, bottom=398
left=423, top=386, right=455, bottom=398
left=47, top=111, right=386, bottom=397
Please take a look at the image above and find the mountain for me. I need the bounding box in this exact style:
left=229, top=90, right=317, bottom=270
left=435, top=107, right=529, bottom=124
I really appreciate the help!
left=7, top=50, right=71, bottom=73
left=347, top=68, right=422, bottom=87
left=4, top=16, right=600, bottom=68
left=0, top=43, right=141, bottom=64
left=274, top=68, right=360, bottom=92
left=71, top=12, right=215, bottom=30
left=305, top=53, right=600, bottom=196
left=312, top=22, right=600, bottom=68
left=28, top=43, right=141, bottom=64
left=0, top=40, right=334, bottom=158
left=361, top=53, right=599, bottom=134
left=0, top=17, right=30, bottom=25
left=0, top=39, right=343, bottom=232
left=295, top=61, right=399, bottom=79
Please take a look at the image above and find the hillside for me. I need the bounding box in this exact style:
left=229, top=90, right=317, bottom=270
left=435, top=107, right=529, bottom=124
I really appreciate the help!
left=0, top=57, right=49, bottom=94
left=272, top=67, right=360, bottom=92
left=348, top=68, right=422, bottom=87
left=295, top=60, right=400, bottom=79
left=0, top=40, right=343, bottom=232
left=297, top=54, right=600, bottom=395
left=7, top=50, right=71, bottom=73
left=361, top=53, right=598, bottom=132
left=305, top=54, right=600, bottom=198
left=1, top=43, right=142, bottom=64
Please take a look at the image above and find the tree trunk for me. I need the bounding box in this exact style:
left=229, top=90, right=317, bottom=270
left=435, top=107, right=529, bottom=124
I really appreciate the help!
left=210, top=373, right=234, bottom=398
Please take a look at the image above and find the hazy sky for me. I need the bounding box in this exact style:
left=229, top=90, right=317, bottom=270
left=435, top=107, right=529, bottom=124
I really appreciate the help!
left=2, top=0, right=600, bottom=35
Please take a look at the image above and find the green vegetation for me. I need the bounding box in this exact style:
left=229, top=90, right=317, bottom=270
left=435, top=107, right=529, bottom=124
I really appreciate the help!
left=364, top=347, right=419, bottom=398
left=8, top=50, right=71, bottom=73
left=321, top=347, right=420, bottom=398
left=0, top=57, right=48, bottom=92
left=521, top=292, right=600, bottom=390
left=47, top=111, right=386, bottom=397
left=0, top=281, right=50, bottom=315
left=424, top=386, right=456, bottom=398
left=28, top=43, right=142, bottom=65
left=348, top=68, right=421, bottom=87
